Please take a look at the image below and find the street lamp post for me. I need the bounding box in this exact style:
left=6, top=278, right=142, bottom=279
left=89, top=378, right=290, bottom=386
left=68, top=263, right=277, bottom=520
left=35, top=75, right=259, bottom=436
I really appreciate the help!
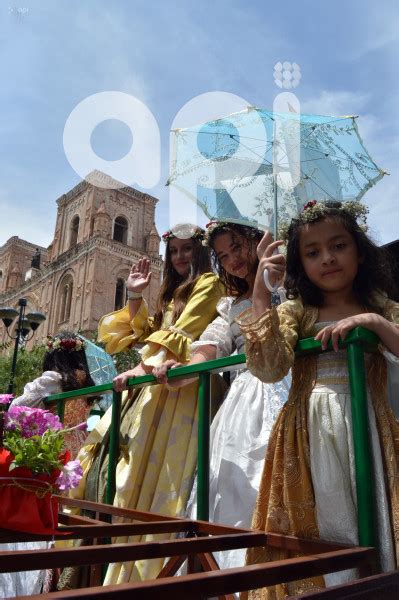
left=0, top=298, right=46, bottom=394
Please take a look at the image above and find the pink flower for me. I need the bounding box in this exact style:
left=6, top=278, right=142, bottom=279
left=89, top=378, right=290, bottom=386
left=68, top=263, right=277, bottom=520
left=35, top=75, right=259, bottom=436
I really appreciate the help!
left=5, top=406, right=63, bottom=437
left=56, top=460, right=83, bottom=491
left=0, top=394, right=14, bottom=405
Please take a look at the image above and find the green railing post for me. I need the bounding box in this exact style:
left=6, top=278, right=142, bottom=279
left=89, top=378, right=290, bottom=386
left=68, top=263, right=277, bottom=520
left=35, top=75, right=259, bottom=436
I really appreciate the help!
left=197, top=371, right=211, bottom=521
left=56, top=398, right=65, bottom=422
left=106, top=390, right=122, bottom=505
left=347, top=342, right=376, bottom=549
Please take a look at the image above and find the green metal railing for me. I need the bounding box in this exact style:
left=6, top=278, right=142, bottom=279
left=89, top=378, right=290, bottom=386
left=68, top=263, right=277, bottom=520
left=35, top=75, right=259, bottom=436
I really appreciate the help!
left=45, top=326, right=379, bottom=550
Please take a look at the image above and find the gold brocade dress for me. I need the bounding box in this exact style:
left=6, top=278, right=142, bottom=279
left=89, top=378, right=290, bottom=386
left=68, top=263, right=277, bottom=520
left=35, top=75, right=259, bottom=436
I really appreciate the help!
left=70, top=273, right=223, bottom=584
left=237, top=296, right=399, bottom=600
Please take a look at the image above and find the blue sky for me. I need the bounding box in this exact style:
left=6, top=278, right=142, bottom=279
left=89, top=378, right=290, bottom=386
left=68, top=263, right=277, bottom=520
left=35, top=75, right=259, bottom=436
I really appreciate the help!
left=1, top=0, right=398, bottom=249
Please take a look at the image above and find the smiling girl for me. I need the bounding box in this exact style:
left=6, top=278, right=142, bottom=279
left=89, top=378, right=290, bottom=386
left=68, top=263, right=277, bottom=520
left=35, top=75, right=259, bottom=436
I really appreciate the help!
left=69, top=223, right=224, bottom=585
left=154, top=221, right=290, bottom=571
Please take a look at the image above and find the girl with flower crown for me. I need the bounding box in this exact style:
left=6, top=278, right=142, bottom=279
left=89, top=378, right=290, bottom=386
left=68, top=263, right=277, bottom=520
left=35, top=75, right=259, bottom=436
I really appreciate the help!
left=11, top=331, right=95, bottom=459
left=69, top=223, right=224, bottom=585
left=236, top=201, right=399, bottom=598
left=153, top=221, right=291, bottom=573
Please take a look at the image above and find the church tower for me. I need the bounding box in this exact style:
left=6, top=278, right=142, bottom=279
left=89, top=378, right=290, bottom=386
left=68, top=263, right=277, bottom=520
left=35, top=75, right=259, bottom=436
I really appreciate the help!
left=0, top=172, right=162, bottom=345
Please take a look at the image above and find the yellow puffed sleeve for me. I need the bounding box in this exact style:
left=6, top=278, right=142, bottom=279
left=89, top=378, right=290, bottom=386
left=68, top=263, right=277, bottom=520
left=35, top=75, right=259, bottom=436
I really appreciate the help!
left=98, top=299, right=155, bottom=354
left=141, top=273, right=223, bottom=365
left=236, top=298, right=304, bottom=383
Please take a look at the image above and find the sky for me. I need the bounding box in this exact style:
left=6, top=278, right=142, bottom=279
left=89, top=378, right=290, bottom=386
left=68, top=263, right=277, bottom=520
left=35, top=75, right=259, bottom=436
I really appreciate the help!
left=1, top=0, right=398, bottom=250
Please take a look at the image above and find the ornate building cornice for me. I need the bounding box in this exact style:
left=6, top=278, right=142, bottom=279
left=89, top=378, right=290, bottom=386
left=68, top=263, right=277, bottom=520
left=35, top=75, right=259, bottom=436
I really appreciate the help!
left=0, top=236, right=48, bottom=257
left=56, top=172, right=158, bottom=207
left=0, top=235, right=162, bottom=304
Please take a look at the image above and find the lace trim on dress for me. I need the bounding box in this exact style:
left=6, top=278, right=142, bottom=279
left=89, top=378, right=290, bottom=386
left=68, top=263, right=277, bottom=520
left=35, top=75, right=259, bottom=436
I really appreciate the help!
left=191, top=314, right=233, bottom=359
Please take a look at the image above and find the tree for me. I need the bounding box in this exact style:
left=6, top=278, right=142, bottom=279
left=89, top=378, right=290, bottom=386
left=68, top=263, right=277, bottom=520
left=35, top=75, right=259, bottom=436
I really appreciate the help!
left=0, top=342, right=47, bottom=396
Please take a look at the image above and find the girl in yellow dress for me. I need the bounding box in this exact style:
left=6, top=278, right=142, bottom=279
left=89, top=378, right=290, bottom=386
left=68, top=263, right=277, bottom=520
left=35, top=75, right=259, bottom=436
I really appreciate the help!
left=237, top=201, right=399, bottom=599
left=71, top=223, right=223, bottom=585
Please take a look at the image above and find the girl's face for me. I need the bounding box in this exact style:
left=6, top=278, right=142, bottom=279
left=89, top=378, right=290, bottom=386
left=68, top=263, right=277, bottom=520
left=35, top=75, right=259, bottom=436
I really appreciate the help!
left=169, top=237, right=194, bottom=278
left=213, top=231, right=256, bottom=281
left=298, top=218, right=360, bottom=295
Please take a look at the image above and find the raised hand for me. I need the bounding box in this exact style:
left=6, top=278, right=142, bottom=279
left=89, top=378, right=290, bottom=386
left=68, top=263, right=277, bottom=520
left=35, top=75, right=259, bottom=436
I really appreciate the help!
left=257, top=232, right=286, bottom=290
left=126, top=258, right=152, bottom=294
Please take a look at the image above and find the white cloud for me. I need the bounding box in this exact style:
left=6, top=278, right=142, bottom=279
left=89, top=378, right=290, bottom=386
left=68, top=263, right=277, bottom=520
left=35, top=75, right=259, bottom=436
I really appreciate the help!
left=301, top=90, right=370, bottom=117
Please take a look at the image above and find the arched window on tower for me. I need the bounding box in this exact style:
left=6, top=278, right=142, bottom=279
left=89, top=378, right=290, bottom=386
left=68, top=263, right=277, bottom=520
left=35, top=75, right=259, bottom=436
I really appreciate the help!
left=58, top=274, right=73, bottom=324
left=113, top=216, right=128, bottom=244
left=114, top=278, right=126, bottom=311
left=69, top=216, right=80, bottom=248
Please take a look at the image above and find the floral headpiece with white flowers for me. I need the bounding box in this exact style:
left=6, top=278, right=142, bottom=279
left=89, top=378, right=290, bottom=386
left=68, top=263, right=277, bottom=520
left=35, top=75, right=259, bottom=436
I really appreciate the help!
left=46, top=335, right=85, bottom=352
left=278, top=199, right=369, bottom=242
left=162, top=224, right=205, bottom=243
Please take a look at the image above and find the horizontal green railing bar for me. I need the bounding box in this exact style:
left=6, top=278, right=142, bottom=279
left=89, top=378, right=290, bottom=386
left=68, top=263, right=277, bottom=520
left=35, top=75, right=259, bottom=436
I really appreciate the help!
left=44, top=381, right=114, bottom=402
left=295, top=326, right=379, bottom=356
left=44, top=354, right=248, bottom=406
left=43, top=327, right=378, bottom=404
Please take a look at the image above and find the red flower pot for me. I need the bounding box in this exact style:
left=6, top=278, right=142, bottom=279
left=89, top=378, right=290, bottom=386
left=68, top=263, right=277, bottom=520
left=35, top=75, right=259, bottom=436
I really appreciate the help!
left=0, top=448, right=59, bottom=534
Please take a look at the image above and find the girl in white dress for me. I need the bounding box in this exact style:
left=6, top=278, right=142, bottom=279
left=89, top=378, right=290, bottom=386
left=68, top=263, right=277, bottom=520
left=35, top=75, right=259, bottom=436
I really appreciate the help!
left=154, top=222, right=291, bottom=571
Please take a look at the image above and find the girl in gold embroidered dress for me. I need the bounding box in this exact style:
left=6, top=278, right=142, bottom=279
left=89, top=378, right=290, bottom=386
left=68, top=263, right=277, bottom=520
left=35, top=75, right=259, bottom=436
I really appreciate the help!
left=237, top=201, right=399, bottom=599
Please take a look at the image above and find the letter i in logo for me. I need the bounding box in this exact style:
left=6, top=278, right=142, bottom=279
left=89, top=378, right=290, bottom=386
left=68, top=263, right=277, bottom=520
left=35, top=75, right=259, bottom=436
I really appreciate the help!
left=272, top=62, right=302, bottom=210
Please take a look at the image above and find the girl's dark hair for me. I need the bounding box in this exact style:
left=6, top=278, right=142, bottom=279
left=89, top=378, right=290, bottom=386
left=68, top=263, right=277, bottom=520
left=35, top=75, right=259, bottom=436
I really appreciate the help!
left=43, top=331, right=95, bottom=392
left=153, top=233, right=213, bottom=329
left=207, top=223, right=263, bottom=296
left=285, top=202, right=396, bottom=312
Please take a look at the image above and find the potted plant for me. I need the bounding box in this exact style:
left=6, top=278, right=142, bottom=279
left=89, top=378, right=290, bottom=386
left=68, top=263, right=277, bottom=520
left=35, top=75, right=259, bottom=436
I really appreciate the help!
left=0, top=395, right=84, bottom=534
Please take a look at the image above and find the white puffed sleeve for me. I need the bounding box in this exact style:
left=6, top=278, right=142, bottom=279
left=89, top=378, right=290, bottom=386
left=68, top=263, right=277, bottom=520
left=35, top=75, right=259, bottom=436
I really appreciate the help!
left=191, top=297, right=235, bottom=359
left=11, top=371, right=63, bottom=408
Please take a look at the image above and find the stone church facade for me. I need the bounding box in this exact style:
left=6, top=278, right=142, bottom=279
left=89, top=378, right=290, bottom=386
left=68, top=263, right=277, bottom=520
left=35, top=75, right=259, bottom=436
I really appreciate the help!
left=0, top=171, right=162, bottom=347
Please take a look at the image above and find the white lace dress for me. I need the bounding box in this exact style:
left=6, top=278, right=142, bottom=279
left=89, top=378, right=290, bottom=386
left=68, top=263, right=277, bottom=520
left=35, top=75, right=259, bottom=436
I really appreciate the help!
left=309, top=322, right=396, bottom=586
left=189, top=297, right=291, bottom=570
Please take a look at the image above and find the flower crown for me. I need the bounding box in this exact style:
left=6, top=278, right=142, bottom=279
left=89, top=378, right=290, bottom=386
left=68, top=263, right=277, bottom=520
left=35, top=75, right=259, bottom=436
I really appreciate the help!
left=162, top=226, right=205, bottom=243
left=202, top=220, right=263, bottom=246
left=46, top=335, right=85, bottom=352
left=278, top=199, right=369, bottom=242
left=201, top=221, right=230, bottom=246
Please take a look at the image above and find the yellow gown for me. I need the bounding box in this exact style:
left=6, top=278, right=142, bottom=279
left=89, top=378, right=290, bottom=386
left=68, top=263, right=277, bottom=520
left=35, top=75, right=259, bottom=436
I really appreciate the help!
left=71, top=273, right=223, bottom=584
left=237, top=295, right=399, bottom=599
